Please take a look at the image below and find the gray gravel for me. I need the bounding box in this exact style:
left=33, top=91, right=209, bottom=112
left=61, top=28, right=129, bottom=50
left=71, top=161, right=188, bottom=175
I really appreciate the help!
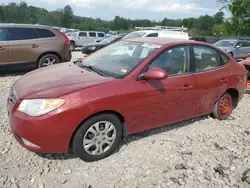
left=0, top=52, right=250, bottom=188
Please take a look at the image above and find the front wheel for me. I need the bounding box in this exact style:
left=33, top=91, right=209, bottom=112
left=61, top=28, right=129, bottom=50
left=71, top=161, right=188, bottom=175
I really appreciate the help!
left=213, top=93, right=233, bottom=120
left=72, top=114, right=123, bottom=162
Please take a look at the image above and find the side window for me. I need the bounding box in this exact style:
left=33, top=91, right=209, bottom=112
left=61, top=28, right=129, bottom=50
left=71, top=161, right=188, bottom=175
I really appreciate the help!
left=218, top=51, right=230, bottom=66
left=146, top=33, right=158, bottom=37
left=9, top=28, right=39, bottom=40
left=0, top=28, right=7, bottom=41
left=193, top=45, right=220, bottom=72
left=146, top=45, right=190, bottom=76
left=36, top=28, right=55, bottom=38
left=235, top=42, right=243, bottom=47
left=98, top=33, right=105, bottom=37
left=79, top=32, right=87, bottom=37
left=89, top=32, right=97, bottom=37
left=242, top=41, right=250, bottom=47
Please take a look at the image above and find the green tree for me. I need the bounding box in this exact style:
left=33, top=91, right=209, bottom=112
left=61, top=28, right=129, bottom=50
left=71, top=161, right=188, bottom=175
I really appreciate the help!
left=61, top=5, right=73, bottom=28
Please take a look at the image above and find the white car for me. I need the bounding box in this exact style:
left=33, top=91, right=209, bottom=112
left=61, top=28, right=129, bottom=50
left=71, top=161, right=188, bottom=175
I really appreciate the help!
left=123, top=26, right=189, bottom=40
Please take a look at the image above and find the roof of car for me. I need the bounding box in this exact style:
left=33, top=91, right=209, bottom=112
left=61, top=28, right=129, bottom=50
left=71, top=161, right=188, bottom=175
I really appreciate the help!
left=124, top=37, right=190, bottom=45
left=0, top=23, right=52, bottom=28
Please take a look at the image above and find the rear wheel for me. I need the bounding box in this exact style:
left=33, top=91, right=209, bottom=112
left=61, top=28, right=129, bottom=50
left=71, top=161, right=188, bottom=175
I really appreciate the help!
left=70, top=42, right=75, bottom=51
left=38, top=54, right=60, bottom=68
left=72, top=114, right=123, bottom=162
left=213, top=93, right=233, bottom=120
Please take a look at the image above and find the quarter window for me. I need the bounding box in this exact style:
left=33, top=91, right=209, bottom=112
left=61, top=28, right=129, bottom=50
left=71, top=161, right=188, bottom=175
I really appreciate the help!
left=36, top=28, right=55, bottom=38
left=89, top=32, right=96, bottom=37
left=193, top=45, right=220, bottom=72
left=0, top=28, right=7, bottom=41
left=9, top=28, right=39, bottom=40
left=98, top=33, right=105, bottom=37
left=146, top=45, right=190, bottom=76
left=218, top=51, right=230, bottom=66
left=79, top=32, right=87, bottom=37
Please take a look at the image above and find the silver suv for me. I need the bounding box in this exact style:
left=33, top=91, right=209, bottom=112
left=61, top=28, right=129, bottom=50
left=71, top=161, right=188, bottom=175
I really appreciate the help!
left=68, top=31, right=106, bottom=50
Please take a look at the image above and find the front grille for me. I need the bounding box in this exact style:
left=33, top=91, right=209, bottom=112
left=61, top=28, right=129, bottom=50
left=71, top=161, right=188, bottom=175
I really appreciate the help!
left=8, top=86, right=18, bottom=109
left=244, top=65, right=250, bottom=80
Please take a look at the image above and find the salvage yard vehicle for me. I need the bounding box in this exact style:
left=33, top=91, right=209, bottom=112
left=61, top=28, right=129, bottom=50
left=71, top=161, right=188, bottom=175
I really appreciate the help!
left=242, top=54, right=250, bottom=93
left=68, top=31, right=106, bottom=50
left=123, top=26, right=189, bottom=40
left=214, top=39, right=250, bottom=60
left=82, top=34, right=126, bottom=54
left=0, top=24, right=71, bottom=70
left=7, top=38, right=247, bottom=162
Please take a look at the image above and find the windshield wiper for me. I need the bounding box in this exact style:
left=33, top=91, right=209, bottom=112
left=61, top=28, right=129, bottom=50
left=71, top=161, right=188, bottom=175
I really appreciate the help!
left=80, top=64, right=109, bottom=77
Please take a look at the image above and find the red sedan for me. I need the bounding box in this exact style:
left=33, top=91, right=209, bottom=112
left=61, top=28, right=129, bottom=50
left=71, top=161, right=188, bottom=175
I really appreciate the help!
left=7, top=38, right=247, bottom=162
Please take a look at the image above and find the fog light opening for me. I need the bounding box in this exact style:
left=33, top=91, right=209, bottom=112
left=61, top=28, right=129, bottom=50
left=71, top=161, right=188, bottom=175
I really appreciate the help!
left=21, top=138, right=40, bottom=148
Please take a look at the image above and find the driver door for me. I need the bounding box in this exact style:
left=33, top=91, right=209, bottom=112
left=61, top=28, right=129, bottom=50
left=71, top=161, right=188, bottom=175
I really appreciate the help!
left=129, top=45, right=197, bottom=132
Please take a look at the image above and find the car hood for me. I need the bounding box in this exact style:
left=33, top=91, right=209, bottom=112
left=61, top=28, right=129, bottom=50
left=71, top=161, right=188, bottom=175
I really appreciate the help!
left=14, top=63, right=115, bottom=99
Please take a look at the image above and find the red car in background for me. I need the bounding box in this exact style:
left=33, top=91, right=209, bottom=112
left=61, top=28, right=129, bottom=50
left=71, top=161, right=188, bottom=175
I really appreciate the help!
left=7, top=38, right=247, bottom=162
left=242, top=53, right=250, bottom=93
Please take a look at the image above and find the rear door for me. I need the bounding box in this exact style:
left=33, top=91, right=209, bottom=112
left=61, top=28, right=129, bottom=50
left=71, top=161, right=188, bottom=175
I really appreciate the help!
left=88, top=32, right=97, bottom=43
left=0, top=28, right=9, bottom=64
left=97, top=32, right=105, bottom=42
left=191, top=44, right=231, bottom=115
left=78, top=31, right=88, bottom=46
left=241, top=41, right=250, bottom=58
left=8, top=27, right=40, bottom=64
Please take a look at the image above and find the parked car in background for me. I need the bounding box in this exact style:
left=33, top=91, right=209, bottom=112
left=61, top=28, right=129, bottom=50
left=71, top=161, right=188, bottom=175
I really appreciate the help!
left=7, top=37, right=247, bottom=162
left=214, top=39, right=250, bottom=60
left=190, top=36, right=206, bottom=42
left=68, top=31, right=106, bottom=50
left=242, top=53, right=250, bottom=93
left=106, top=31, right=119, bottom=37
left=82, top=34, right=126, bottom=54
left=123, top=26, right=189, bottom=40
left=0, top=24, right=71, bottom=70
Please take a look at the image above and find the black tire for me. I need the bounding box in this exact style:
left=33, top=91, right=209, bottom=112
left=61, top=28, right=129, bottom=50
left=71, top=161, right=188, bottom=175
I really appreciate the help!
left=70, top=42, right=75, bottom=51
left=38, top=54, right=60, bottom=68
left=213, top=92, right=233, bottom=120
left=72, top=113, right=123, bottom=162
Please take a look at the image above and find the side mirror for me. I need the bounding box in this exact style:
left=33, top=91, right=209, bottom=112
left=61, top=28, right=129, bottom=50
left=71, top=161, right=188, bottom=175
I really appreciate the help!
left=236, top=45, right=241, bottom=49
left=143, top=68, right=168, bottom=80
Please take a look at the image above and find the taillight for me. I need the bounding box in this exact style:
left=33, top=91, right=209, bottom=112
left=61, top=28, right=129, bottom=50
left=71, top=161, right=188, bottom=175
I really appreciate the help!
left=54, top=28, right=70, bottom=46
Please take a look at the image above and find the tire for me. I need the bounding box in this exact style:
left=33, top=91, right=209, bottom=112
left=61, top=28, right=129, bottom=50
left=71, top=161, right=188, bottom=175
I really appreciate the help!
left=70, top=42, right=75, bottom=51
left=72, top=114, right=123, bottom=162
left=38, top=54, right=60, bottom=68
left=213, top=92, right=233, bottom=120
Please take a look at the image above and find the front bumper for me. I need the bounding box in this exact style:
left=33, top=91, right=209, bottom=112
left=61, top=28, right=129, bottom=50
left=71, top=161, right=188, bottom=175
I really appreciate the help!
left=7, top=97, right=76, bottom=153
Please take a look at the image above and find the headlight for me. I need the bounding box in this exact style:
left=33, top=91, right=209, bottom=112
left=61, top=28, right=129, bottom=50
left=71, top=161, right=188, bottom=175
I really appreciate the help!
left=88, top=46, right=96, bottom=50
left=18, top=99, right=65, bottom=117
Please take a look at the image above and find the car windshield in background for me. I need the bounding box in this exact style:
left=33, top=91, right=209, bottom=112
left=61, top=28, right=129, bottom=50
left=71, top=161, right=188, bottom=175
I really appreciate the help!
left=100, top=37, right=115, bottom=44
left=80, top=41, right=161, bottom=78
left=123, top=32, right=146, bottom=39
left=67, top=32, right=77, bottom=36
left=214, top=40, right=235, bottom=47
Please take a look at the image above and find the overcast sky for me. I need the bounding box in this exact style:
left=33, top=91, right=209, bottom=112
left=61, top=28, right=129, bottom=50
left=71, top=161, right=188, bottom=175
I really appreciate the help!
left=3, top=0, right=223, bottom=21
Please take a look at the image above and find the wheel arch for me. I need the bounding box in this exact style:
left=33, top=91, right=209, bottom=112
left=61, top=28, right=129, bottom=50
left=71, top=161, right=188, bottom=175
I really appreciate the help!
left=68, top=110, right=127, bottom=151
left=225, top=88, right=239, bottom=108
left=37, top=52, right=62, bottom=65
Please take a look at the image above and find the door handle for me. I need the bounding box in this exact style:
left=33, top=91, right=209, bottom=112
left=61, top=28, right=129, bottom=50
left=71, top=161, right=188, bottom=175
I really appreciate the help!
left=180, top=85, right=193, bottom=90
left=32, top=44, right=39, bottom=48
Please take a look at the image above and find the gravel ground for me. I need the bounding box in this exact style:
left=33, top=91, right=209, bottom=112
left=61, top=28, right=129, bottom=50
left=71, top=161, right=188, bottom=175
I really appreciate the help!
left=1, top=51, right=250, bottom=188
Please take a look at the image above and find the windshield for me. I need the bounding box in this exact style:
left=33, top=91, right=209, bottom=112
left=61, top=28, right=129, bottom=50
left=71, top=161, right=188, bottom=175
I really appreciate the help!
left=100, top=37, right=115, bottom=44
left=214, top=40, right=236, bottom=47
left=80, top=41, right=161, bottom=78
left=123, top=32, right=146, bottom=39
left=67, top=32, right=77, bottom=37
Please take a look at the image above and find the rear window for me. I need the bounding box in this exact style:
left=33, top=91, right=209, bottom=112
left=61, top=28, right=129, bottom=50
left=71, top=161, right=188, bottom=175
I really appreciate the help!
left=9, top=28, right=39, bottom=40
left=0, top=28, right=7, bottom=41
left=89, top=32, right=96, bottom=37
left=36, top=28, right=55, bottom=38
left=98, top=33, right=105, bottom=37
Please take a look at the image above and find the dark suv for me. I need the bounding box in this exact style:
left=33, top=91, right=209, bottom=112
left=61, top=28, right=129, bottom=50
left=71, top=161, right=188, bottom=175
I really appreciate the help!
left=0, top=24, right=71, bottom=70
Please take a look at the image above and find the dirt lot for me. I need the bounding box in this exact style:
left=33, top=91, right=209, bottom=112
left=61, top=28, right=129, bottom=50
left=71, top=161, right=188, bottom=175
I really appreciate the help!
left=0, top=51, right=250, bottom=188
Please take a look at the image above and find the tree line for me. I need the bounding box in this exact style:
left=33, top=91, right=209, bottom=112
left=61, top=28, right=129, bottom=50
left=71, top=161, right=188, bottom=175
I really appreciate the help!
left=0, top=1, right=249, bottom=37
